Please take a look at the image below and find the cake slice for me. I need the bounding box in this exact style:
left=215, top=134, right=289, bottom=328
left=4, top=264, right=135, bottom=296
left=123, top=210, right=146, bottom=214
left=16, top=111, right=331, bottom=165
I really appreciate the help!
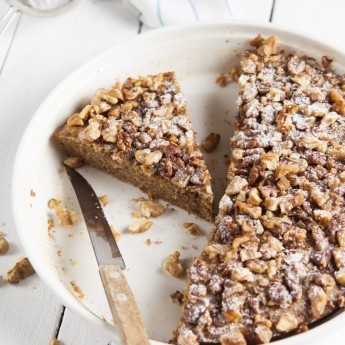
left=54, top=72, right=214, bottom=221
left=174, top=36, right=345, bottom=344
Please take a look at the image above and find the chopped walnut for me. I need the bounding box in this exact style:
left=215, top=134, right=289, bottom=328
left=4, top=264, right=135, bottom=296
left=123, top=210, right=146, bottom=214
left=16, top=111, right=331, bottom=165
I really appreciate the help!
left=164, top=251, right=185, bottom=278
left=5, top=257, right=35, bottom=284
left=64, top=157, right=84, bottom=169
left=216, top=74, right=229, bottom=87
left=54, top=205, right=79, bottom=228
left=0, top=233, right=9, bottom=254
left=257, top=36, right=277, bottom=57
left=236, top=201, right=261, bottom=219
left=98, top=194, right=108, bottom=207
left=313, top=210, right=332, bottom=223
left=247, top=188, right=262, bottom=206
left=48, top=198, right=61, bottom=209
left=308, top=285, right=327, bottom=318
left=127, top=218, right=153, bottom=234
left=220, top=329, right=246, bottom=345
left=110, top=225, right=121, bottom=241
left=226, top=176, right=248, bottom=196
left=276, top=314, right=298, bottom=332
left=231, top=267, right=253, bottom=282
left=170, top=290, right=184, bottom=305
left=183, top=222, right=202, bottom=236
left=335, top=269, right=345, bottom=285
left=133, top=197, right=167, bottom=218
left=67, top=113, right=84, bottom=127
left=202, top=133, right=221, bottom=152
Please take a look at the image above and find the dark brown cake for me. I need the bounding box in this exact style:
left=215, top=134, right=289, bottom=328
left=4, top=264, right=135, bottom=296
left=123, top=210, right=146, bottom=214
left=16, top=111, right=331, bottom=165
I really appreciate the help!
left=54, top=72, right=214, bottom=221
left=175, top=36, right=345, bottom=344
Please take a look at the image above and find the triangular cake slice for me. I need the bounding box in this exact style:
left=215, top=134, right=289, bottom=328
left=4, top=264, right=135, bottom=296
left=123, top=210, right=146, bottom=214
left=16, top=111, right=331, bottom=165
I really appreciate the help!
left=174, top=36, right=345, bottom=344
left=54, top=72, right=214, bottom=221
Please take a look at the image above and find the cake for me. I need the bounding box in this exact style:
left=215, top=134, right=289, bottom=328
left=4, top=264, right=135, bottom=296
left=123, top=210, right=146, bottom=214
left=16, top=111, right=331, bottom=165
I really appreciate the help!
left=54, top=72, right=214, bottom=221
left=174, top=36, right=345, bottom=344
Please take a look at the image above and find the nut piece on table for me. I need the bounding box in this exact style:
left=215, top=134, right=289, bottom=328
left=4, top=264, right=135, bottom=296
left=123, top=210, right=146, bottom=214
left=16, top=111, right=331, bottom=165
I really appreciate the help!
left=183, top=222, right=202, bottom=236
left=276, top=314, right=299, bottom=332
left=5, top=257, right=35, bottom=284
left=0, top=233, right=9, bottom=254
left=220, top=329, right=247, bottom=345
left=164, top=251, right=185, bottom=278
left=63, top=156, right=84, bottom=169
left=202, top=133, right=221, bottom=152
left=127, top=218, right=153, bottom=234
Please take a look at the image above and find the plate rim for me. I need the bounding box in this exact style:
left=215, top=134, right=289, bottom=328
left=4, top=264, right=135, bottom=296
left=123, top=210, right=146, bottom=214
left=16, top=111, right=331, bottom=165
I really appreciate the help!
left=11, top=20, right=345, bottom=344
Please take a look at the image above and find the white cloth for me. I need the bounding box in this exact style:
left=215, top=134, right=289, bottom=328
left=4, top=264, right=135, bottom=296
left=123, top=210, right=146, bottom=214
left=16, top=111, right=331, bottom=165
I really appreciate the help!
left=123, top=0, right=233, bottom=27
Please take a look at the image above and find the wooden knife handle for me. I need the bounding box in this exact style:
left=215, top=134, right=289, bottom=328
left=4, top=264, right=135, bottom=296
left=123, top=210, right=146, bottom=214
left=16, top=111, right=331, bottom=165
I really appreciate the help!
left=99, top=265, right=150, bottom=345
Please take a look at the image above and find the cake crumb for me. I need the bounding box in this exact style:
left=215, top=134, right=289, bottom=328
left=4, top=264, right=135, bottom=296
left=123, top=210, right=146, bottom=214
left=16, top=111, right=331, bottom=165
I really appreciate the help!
left=98, top=194, right=108, bottom=207
left=202, top=133, right=221, bottom=152
left=110, top=225, right=121, bottom=241
left=145, top=239, right=152, bottom=246
left=64, top=156, right=84, bottom=169
left=164, top=251, right=185, bottom=278
left=50, top=338, right=61, bottom=345
left=128, top=218, right=153, bottom=234
left=70, top=280, right=84, bottom=299
left=6, top=257, right=35, bottom=284
left=48, top=198, right=61, bottom=209
left=170, top=290, right=184, bottom=305
left=216, top=74, right=228, bottom=87
left=30, top=189, right=36, bottom=197
left=133, top=197, right=167, bottom=218
left=48, top=218, right=54, bottom=238
left=0, top=233, right=9, bottom=254
left=183, top=222, right=203, bottom=237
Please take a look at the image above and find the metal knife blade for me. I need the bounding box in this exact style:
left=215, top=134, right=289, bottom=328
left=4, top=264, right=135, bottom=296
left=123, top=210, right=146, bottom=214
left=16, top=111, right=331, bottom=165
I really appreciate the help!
left=65, top=165, right=126, bottom=270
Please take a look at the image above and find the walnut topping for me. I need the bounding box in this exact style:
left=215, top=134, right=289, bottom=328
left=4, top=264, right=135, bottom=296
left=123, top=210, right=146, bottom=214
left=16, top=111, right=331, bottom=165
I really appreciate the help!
left=275, top=163, right=300, bottom=179
left=5, top=257, right=35, bottom=284
left=314, top=210, right=332, bottom=223
left=335, top=269, right=345, bottom=285
left=276, top=314, right=299, bottom=332
left=202, top=133, right=221, bottom=152
left=231, top=267, right=253, bottom=282
left=164, top=251, right=185, bottom=278
left=308, top=285, right=328, bottom=318
left=257, top=36, right=277, bottom=57
left=127, top=218, right=153, bottom=233
left=226, top=176, right=248, bottom=196
left=67, top=113, right=84, bottom=127
left=220, top=329, right=246, bottom=345
left=261, top=151, right=279, bottom=170
left=247, top=188, right=262, bottom=206
left=236, top=201, right=261, bottom=219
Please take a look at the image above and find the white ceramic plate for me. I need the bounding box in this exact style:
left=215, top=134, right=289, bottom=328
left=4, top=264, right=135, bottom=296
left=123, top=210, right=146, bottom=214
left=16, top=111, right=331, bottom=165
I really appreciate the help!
left=12, top=22, right=345, bottom=344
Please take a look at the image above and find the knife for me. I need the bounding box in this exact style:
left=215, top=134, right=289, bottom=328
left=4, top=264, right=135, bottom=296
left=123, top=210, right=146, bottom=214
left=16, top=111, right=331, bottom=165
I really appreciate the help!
left=65, top=165, right=150, bottom=345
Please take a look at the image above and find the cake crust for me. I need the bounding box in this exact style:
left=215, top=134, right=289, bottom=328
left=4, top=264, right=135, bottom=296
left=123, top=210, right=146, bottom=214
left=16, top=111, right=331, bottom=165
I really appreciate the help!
left=175, top=36, right=345, bottom=344
left=54, top=72, right=214, bottom=221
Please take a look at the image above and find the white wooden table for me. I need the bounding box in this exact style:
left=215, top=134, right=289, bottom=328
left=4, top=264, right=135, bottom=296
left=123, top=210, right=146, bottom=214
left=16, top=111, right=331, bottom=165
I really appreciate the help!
left=1, top=0, right=345, bottom=344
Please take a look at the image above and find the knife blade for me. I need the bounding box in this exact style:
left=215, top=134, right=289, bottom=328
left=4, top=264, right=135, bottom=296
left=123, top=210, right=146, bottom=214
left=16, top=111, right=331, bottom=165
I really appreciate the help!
left=64, top=165, right=150, bottom=345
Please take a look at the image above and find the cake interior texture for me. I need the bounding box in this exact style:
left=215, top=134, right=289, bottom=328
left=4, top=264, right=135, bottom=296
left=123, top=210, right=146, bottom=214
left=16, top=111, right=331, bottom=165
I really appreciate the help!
left=54, top=72, right=214, bottom=222
left=174, top=36, right=345, bottom=345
